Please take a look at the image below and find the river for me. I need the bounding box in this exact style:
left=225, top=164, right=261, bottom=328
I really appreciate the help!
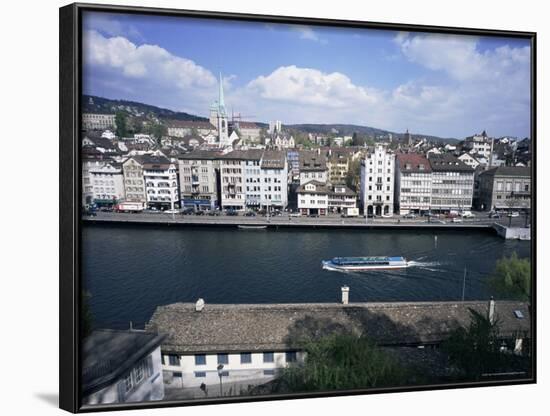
left=82, top=224, right=531, bottom=329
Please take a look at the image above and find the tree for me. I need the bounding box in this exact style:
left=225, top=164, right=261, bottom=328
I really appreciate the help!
left=148, top=122, right=168, bottom=145
left=115, top=111, right=128, bottom=138
left=279, top=334, right=406, bottom=392
left=345, top=158, right=361, bottom=191
left=489, top=252, right=531, bottom=301
left=442, top=308, right=527, bottom=381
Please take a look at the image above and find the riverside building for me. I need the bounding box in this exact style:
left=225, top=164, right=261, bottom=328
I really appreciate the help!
left=360, top=143, right=395, bottom=216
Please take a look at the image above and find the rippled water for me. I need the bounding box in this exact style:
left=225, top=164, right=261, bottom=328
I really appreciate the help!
left=82, top=224, right=531, bottom=329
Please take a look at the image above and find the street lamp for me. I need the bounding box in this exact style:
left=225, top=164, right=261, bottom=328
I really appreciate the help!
left=217, top=364, right=224, bottom=397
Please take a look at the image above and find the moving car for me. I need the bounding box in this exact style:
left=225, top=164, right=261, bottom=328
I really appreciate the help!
left=451, top=217, right=463, bottom=223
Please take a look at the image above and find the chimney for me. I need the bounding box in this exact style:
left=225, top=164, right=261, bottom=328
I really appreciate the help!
left=341, top=286, right=350, bottom=305
left=488, top=297, right=495, bottom=324
left=195, top=298, right=205, bottom=312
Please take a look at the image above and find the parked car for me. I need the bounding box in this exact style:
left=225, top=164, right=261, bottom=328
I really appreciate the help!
left=244, top=211, right=256, bottom=217
left=403, top=213, right=416, bottom=219
left=289, top=212, right=301, bottom=218
left=164, top=209, right=179, bottom=214
left=194, top=210, right=205, bottom=215
left=181, top=207, right=194, bottom=215
left=451, top=217, right=463, bottom=223
left=226, top=209, right=239, bottom=216
left=489, top=212, right=501, bottom=219
left=508, top=211, right=520, bottom=217
left=207, top=210, right=220, bottom=216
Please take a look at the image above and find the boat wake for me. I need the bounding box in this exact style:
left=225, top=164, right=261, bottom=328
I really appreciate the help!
left=406, top=260, right=444, bottom=272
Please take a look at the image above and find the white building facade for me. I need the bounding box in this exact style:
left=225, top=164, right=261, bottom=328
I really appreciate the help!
left=395, top=153, right=432, bottom=215
left=141, top=155, right=179, bottom=209
left=429, top=154, right=475, bottom=212
left=297, top=181, right=329, bottom=216
left=360, top=144, right=395, bottom=216
left=89, top=161, right=125, bottom=207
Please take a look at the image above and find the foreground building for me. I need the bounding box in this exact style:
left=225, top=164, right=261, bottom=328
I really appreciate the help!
left=327, top=184, right=357, bottom=214
left=178, top=151, right=222, bottom=210
left=477, top=166, right=531, bottom=211
left=395, top=153, right=432, bottom=215
left=146, top=297, right=530, bottom=399
left=88, top=161, right=125, bottom=208
left=428, top=154, right=474, bottom=213
left=297, top=180, right=329, bottom=216
left=360, top=144, right=395, bottom=216
left=123, top=155, right=179, bottom=210
left=82, top=329, right=166, bottom=405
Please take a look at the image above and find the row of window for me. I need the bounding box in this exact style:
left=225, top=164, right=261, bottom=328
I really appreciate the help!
left=164, top=351, right=297, bottom=367
left=193, top=369, right=276, bottom=378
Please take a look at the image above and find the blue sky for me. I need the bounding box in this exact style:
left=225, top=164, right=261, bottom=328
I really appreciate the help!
left=82, top=11, right=531, bottom=139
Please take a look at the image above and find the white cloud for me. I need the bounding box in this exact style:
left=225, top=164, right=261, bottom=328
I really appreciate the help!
left=84, top=14, right=143, bottom=41
left=83, top=30, right=217, bottom=114
left=291, top=25, right=328, bottom=44
left=82, top=29, right=531, bottom=138
left=246, top=65, right=379, bottom=108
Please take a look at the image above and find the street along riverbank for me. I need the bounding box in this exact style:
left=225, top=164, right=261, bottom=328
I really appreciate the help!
left=83, top=211, right=506, bottom=233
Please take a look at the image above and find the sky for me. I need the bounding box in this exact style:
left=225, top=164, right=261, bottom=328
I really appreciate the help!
left=82, top=11, right=532, bottom=139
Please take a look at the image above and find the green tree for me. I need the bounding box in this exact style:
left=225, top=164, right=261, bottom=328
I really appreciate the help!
left=279, top=334, right=406, bottom=392
left=442, top=308, right=527, bottom=381
left=115, top=111, right=128, bottom=138
left=489, top=252, right=531, bottom=301
left=345, top=158, right=361, bottom=191
left=148, top=122, right=168, bottom=145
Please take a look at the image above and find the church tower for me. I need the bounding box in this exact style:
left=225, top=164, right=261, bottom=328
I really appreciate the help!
left=216, top=73, right=229, bottom=146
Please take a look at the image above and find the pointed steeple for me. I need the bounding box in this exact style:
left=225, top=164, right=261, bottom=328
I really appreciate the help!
left=218, top=73, right=226, bottom=115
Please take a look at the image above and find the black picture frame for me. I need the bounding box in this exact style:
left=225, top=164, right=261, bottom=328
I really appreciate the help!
left=60, top=2, right=537, bottom=413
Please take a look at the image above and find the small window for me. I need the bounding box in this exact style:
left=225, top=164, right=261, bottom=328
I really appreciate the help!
left=172, top=371, right=182, bottom=378
left=194, top=371, right=206, bottom=378
left=217, top=353, right=228, bottom=364
left=263, top=369, right=276, bottom=376
left=168, top=355, right=180, bottom=366
left=195, top=354, right=206, bottom=366
left=220, top=370, right=229, bottom=377
left=263, top=352, right=274, bottom=363
left=240, top=352, right=252, bottom=364
left=286, top=351, right=297, bottom=363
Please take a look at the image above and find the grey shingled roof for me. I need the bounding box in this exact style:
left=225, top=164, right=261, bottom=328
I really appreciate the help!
left=82, top=329, right=166, bottom=396
left=261, top=150, right=286, bottom=169
left=428, top=154, right=474, bottom=172
left=299, top=151, right=327, bottom=171
left=480, top=166, right=531, bottom=178
left=296, top=180, right=330, bottom=194
left=145, top=301, right=530, bottom=354
left=179, top=150, right=223, bottom=160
